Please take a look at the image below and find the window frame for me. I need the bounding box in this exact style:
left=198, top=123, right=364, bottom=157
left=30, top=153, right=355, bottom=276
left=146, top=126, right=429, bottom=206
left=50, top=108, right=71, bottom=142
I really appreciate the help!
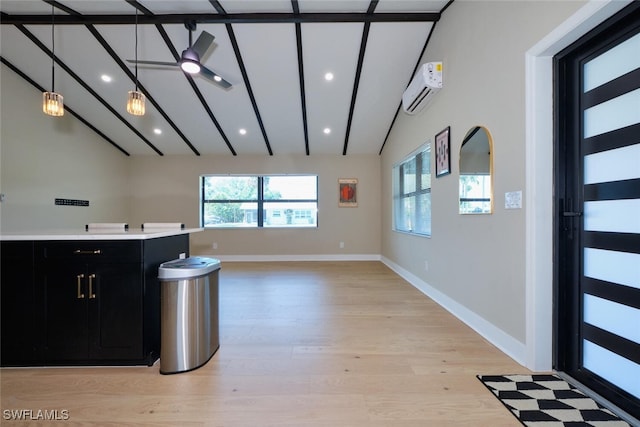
left=200, top=174, right=318, bottom=229
left=393, top=143, right=432, bottom=237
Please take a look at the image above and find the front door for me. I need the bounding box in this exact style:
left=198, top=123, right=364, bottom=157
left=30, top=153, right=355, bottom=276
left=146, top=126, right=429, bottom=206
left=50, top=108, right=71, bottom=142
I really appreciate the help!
left=554, top=2, right=640, bottom=420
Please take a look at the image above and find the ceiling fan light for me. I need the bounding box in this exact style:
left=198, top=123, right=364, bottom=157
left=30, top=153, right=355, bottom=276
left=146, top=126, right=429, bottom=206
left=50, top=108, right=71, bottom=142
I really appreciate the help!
left=181, top=60, right=201, bottom=74
left=127, top=90, right=146, bottom=116
left=43, top=91, right=64, bottom=116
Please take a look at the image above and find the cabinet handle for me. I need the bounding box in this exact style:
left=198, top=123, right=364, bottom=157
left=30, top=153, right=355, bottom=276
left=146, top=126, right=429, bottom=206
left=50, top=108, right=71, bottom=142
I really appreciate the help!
left=88, top=274, right=96, bottom=299
left=76, top=274, right=85, bottom=299
left=74, top=249, right=102, bottom=255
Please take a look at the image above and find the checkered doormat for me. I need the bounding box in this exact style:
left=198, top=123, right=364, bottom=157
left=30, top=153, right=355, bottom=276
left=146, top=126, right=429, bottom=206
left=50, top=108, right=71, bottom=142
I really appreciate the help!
left=477, top=374, right=631, bottom=426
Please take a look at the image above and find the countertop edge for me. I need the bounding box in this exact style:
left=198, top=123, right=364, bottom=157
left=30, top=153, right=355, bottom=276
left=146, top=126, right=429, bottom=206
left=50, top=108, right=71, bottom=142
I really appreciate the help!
left=0, top=228, right=204, bottom=241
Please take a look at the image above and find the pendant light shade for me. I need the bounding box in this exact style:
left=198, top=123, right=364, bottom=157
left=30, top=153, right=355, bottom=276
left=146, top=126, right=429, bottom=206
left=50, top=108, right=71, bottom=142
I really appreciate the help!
left=127, top=90, right=146, bottom=116
left=43, top=91, right=64, bottom=116
left=43, top=4, right=63, bottom=117
left=128, top=7, right=145, bottom=116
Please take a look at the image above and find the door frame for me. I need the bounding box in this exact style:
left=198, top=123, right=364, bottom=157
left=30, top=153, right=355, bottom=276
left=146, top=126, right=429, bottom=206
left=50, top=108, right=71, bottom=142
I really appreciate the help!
left=552, top=2, right=640, bottom=420
left=524, top=0, right=633, bottom=372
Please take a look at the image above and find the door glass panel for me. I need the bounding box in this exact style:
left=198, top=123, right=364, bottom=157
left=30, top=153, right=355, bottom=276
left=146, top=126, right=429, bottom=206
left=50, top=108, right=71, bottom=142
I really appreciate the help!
left=583, top=340, right=640, bottom=399
left=584, top=88, right=640, bottom=138
left=584, top=294, right=640, bottom=343
left=584, top=248, right=640, bottom=289
left=584, top=199, right=640, bottom=233
left=583, top=32, right=640, bottom=92
left=584, top=144, right=640, bottom=184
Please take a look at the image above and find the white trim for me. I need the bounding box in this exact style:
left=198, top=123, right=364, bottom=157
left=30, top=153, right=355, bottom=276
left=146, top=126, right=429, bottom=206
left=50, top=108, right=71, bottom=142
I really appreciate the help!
left=525, top=0, right=632, bottom=371
left=381, top=256, right=527, bottom=366
left=196, top=253, right=382, bottom=262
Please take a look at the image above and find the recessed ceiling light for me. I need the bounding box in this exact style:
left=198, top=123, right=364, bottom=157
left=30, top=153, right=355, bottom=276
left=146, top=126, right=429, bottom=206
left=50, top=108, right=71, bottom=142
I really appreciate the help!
left=214, top=75, right=222, bottom=82
left=101, top=74, right=112, bottom=83
left=324, top=72, right=334, bottom=81
left=153, top=128, right=162, bottom=135
left=323, top=128, right=331, bottom=134
left=239, top=128, right=247, bottom=135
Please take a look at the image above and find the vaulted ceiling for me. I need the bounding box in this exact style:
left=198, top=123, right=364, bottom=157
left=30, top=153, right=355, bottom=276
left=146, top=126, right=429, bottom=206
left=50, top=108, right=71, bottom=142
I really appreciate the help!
left=0, top=0, right=451, bottom=156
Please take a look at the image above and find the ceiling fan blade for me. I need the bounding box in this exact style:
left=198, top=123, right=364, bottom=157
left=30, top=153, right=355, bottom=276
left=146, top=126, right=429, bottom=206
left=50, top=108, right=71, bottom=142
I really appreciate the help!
left=127, top=59, right=179, bottom=67
left=191, top=31, right=215, bottom=60
left=199, top=65, right=233, bottom=89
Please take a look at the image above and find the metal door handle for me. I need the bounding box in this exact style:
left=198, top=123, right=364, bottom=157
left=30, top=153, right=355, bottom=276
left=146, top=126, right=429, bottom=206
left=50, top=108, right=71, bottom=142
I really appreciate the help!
left=76, top=274, right=85, bottom=299
left=73, top=249, right=102, bottom=255
left=88, top=274, right=96, bottom=299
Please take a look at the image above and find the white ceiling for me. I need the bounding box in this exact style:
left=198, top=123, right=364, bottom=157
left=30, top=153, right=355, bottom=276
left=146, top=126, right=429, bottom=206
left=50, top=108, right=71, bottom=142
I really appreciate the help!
left=0, top=0, right=450, bottom=157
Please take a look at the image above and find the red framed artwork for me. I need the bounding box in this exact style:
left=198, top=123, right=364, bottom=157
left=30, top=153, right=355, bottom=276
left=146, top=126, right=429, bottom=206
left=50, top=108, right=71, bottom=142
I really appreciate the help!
left=338, top=178, right=358, bottom=207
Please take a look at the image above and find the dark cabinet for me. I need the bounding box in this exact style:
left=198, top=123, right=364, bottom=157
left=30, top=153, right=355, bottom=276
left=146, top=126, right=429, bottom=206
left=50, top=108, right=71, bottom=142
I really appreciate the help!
left=1, top=241, right=39, bottom=364
left=39, top=261, right=143, bottom=362
left=1, top=234, right=189, bottom=367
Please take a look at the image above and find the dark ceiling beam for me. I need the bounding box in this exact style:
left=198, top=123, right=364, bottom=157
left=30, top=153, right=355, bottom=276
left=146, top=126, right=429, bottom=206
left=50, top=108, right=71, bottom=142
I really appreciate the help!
left=42, top=0, right=75, bottom=15
left=208, top=1, right=226, bottom=15
left=154, top=23, right=237, bottom=155
left=211, top=0, right=273, bottom=155
left=126, top=0, right=235, bottom=155
left=378, top=23, right=438, bottom=155
left=378, top=0, right=454, bottom=155
left=53, top=0, right=197, bottom=155
left=292, top=0, right=310, bottom=155
left=342, top=1, right=378, bottom=156
left=88, top=24, right=201, bottom=156
left=0, top=56, right=130, bottom=156
left=1, top=12, right=441, bottom=25
left=225, top=23, right=273, bottom=155
left=14, top=24, right=164, bottom=156
left=85, top=0, right=199, bottom=155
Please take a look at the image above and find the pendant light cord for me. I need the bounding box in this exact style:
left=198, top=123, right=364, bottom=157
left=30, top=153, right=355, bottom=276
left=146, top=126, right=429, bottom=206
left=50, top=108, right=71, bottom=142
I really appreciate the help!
left=134, top=7, right=139, bottom=91
left=50, top=3, right=55, bottom=92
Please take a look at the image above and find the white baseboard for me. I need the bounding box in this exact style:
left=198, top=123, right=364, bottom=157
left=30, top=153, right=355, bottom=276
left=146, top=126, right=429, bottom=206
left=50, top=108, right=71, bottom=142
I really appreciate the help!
left=381, top=256, right=527, bottom=367
left=194, top=252, right=525, bottom=366
left=194, top=253, right=382, bottom=262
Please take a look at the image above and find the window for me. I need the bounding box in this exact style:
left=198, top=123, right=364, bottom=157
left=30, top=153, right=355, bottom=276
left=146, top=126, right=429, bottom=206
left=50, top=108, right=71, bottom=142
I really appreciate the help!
left=201, top=175, right=318, bottom=228
left=459, top=175, right=491, bottom=213
left=393, top=144, right=431, bottom=236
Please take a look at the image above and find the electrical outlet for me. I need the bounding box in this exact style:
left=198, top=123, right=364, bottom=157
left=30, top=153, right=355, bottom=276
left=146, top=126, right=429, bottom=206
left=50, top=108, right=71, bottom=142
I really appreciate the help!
left=339, top=241, right=345, bottom=249
left=424, top=260, right=429, bottom=271
left=212, top=242, right=218, bottom=249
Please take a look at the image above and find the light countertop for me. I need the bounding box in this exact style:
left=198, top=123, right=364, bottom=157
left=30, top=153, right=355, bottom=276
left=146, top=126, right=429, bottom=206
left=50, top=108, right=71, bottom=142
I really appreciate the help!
left=0, top=228, right=203, bottom=241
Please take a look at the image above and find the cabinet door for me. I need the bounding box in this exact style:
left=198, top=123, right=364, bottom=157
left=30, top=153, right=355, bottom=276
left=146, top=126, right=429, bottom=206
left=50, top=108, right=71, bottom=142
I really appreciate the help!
left=88, top=263, right=143, bottom=360
left=40, top=263, right=89, bottom=361
left=1, top=241, right=39, bottom=365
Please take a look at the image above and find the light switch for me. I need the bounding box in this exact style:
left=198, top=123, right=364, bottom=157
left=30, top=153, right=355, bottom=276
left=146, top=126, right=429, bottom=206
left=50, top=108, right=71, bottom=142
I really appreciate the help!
left=505, top=191, right=522, bottom=209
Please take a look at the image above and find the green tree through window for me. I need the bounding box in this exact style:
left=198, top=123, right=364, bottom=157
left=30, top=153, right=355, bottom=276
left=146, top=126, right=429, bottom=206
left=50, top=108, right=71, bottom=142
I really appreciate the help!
left=201, top=175, right=317, bottom=228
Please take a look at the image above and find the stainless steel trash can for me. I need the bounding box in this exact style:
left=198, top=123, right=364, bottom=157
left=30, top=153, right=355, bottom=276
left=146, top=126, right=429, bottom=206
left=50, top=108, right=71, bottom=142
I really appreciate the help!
left=158, top=257, right=221, bottom=374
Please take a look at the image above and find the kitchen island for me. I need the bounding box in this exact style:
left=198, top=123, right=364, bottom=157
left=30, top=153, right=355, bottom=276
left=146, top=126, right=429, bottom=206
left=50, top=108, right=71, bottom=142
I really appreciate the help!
left=0, top=227, right=202, bottom=367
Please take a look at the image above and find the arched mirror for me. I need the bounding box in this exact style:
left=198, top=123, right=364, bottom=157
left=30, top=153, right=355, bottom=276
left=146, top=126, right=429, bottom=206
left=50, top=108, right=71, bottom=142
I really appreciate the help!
left=459, top=126, right=493, bottom=214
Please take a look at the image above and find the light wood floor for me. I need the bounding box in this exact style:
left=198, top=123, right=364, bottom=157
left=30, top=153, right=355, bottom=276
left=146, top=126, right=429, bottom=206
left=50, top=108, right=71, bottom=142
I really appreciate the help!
left=1, top=261, right=529, bottom=426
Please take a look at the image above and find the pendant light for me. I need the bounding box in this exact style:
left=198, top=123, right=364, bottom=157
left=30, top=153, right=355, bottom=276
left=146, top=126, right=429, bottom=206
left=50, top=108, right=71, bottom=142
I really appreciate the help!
left=127, top=7, right=145, bottom=116
left=43, top=4, right=63, bottom=117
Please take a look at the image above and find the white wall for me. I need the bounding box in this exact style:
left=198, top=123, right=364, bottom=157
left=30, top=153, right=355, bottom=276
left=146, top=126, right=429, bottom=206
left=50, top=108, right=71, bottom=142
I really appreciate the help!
left=381, top=0, right=586, bottom=362
left=0, top=66, right=130, bottom=231
left=127, top=153, right=381, bottom=258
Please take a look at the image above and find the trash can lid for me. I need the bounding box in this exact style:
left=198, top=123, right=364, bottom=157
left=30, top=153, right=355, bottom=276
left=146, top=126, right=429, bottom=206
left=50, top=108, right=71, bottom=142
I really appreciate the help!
left=158, top=256, right=220, bottom=280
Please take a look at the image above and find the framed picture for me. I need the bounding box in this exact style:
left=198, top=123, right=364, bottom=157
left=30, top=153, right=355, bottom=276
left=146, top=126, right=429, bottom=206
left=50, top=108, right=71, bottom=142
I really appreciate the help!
left=338, top=178, right=358, bottom=207
left=435, top=126, right=451, bottom=178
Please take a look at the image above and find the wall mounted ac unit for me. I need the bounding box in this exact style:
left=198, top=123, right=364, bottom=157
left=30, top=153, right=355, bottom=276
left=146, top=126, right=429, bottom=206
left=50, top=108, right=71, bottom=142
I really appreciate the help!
left=402, top=62, right=443, bottom=115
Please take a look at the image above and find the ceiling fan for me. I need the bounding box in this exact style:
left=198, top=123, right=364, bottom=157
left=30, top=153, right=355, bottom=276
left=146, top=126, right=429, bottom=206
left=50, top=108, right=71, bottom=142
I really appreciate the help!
left=127, top=21, right=232, bottom=89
